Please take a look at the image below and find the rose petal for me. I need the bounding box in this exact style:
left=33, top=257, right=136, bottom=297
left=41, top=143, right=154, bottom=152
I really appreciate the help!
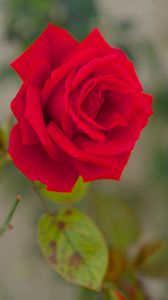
left=8, top=124, right=78, bottom=192
left=105, top=91, right=149, bottom=122
left=71, top=42, right=142, bottom=91
left=70, top=77, right=97, bottom=115
left=69, top=55, right=116, bottom=91
left=46, top=80, right=75, bottom=137
left=47, top=121, right=91, bottom=160
left=11, top=84, right=27, bottom=120
left=73, top=113, right=148, bottom=156
left=112, top=51, right=143, bottom=90
left=100, top=61, right=141, bottom=91
left=26, top=58, right=52, bottom=87
left=47, top=121, right=122, bottom=167
left=81, top=87, right=104, bottom=119
left=46, top=80, right=68, bottom=125
left=19, top=118, right=40, bottom=145
left=75, top=151, right=130, bottom=182
left=80, top=112, right=105, bottom=131
left=11, top=23, right=78, bottom=80
left=69, top=108, right=106, bottom=142
left=69, top=55, right=138, bottom=92
left=24, top=85, right=63, bottom=161
left=96, top=75, right=133, bottom=93
left=42, top=48, right=98, bottom=104
left=106, top=91, right=136, bottom=121
left=96, top=109, right=128, bottom=130
left=68, top=28, right=142, bottom=90
left=69, top=28, right=112, bottom=58
left=46, top=23, right=78, bottom=67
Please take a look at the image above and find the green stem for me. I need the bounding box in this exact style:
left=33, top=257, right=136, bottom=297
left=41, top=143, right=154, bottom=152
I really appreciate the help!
left=33, top=183, right=50, bottom=213
left=0, top=153, right=12, bottom=169
left=0, top=195, right=21, bottom=235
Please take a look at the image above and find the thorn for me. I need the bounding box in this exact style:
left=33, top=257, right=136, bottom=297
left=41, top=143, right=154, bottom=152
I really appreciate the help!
left=8, top=224, right=13, bottom=230
left=16, top=194, right=22, bottom=201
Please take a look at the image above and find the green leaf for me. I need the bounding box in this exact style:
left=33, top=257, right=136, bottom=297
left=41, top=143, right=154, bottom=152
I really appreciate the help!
left=90, top=194, right=140, bottom=249
left=0, top=127, right=6, bottom=153
left=76, top=289, right=102, bottom=300
left=136, top=241, right=168, bottom=278
left=38, top=208, right=108, bottom=291
left=37, top=177, right=89, bottom=204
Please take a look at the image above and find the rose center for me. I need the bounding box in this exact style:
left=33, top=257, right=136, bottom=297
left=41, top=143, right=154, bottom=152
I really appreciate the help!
left=81, top=87, right=105, bottom=120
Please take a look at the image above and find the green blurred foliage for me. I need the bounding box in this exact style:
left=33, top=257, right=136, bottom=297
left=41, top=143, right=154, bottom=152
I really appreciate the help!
left=154, top=85, right=168, bottom=120
left=6, top=0, right=96, bottom=47
left=135, top=241, right=168, bottom=278
left=153, top=146, right=168, bottom=181
left=88, top=192, right=140, bottom=249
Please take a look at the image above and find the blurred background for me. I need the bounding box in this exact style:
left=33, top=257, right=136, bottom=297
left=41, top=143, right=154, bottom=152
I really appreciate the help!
left=0, top=0, right=168, bottom=299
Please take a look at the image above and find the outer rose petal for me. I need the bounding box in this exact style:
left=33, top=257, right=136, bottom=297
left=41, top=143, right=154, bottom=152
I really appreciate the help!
left=11, top=24, right=78, bottom=80
left=103, top=62, right=141, bottom=91
left=47, top=121, right=124, bottom=167
left=70, top=55, right=140, bottom=93
left=73, top=113, right=148, bottom=156
left=19, top=118, right=40, bottom=145
left=106, top=91, right=142, bottom=121
left=113, top=51, right=143, bottom=90
left=11, top=84, right=27, bottom=120
left=68, top=28, right=112, bottom=58
left=25, top=85, right=64, bottom=161
left=42, top=48, right=97, bottom=104
left=26, top=58, right=52, bottom=87
left=46, top=80, right=68, bottom=125
left=68, top=28, right=142, bottom=90
left=8, top=124, right=78, bottom=192
left=75, top=151, right=130, bottom=182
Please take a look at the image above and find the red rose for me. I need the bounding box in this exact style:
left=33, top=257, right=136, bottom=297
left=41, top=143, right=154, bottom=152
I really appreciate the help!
left=8, top=24, right=153, bottom=192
